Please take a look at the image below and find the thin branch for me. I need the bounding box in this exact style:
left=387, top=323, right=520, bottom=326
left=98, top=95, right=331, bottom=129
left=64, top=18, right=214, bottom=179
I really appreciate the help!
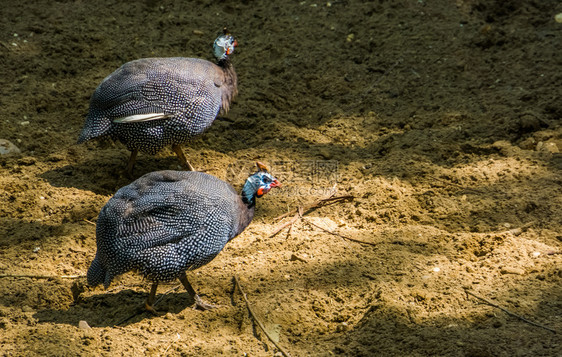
left=302, top=217, right=377, bottom=247
left=0, top=273, right=84, bottom=279
left=464, top=289, right=558, bottom=334
left=83, top=219, right=96, bottom=226
left=154, top=284, right=181, bottom=306
left=269, top=212, right=301, bottom=238
left=162, top=333, right=181, bottom=356
left=504, top=221, right=534, bottom=236
left=270, top=195, right=354, bottom=238
left=234, top=276, right=292, bottom=357
left=274, top=195, right=354, bottom=221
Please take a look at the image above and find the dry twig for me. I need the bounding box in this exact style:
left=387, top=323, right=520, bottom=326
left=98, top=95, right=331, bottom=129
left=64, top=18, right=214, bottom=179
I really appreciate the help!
left=0, top=273, right=84, bottom=279
left=464, top=289, right=558, bottom=334
left=83, top=219, right=96, bottom=226
left=503, top=221, right=534, bottom=236
left=302, top=217, right=377, bottom=247
left=234, top=276, right=292, bottom=357
left=274, top=195, right=354, bottom=221
left=270, top=195, right=353, bottom=238
left=162, top=333, right=181, bottom=356
left=269, top=194, right=374, bottom=246
left=270, top=207, right=303, bottom=238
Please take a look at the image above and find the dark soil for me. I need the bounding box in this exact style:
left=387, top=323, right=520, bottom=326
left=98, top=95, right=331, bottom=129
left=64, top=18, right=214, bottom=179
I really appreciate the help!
left=1, top=0, right=561, bottom=356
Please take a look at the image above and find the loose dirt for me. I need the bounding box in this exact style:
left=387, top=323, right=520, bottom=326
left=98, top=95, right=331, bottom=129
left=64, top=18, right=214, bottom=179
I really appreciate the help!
left=1, top=1, right=561, bottom=356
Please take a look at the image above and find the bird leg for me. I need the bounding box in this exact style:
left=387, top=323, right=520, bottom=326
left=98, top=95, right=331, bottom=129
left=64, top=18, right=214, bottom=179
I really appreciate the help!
left=178, top=272, right=216, bottom=310
left=126, top=149, right=139, bottom=178
left=144, top=281, right=161, bottom=316
left=172, top=144, right=195, bottom=171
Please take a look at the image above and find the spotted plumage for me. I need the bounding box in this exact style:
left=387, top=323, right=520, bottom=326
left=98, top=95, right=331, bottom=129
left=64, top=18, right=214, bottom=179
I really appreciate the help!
left=78, top=29, right=237, bottom=174
left=87, top=163, right=280, bottom=312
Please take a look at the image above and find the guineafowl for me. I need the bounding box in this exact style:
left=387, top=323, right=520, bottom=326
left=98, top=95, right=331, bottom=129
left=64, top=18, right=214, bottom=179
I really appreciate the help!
left=87, top=162, right=280, bottom=313
left=78, top=28, right=238, bottom=175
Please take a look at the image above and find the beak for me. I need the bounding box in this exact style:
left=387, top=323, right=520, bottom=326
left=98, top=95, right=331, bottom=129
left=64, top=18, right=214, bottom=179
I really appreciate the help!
left=270, top=179, right=282, bottom=188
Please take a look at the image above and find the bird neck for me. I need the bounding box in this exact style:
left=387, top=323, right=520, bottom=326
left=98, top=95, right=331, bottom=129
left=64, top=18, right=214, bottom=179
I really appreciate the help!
left=217, top=59, right=238, bottom=115
left=217, top=57, right=232, bottom=68
left=219, top=59, right=237, bottom=85
left=241, top=179, right=258, bottom=208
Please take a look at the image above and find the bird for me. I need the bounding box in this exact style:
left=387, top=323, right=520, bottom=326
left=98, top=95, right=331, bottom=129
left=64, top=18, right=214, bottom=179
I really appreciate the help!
left=77, top=28, right=238, bottom=175
left=87, top=162, right=280, bottom=313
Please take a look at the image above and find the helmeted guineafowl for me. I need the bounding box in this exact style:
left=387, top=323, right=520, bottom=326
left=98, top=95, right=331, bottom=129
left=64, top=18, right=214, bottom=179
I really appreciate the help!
left=87, top=162, right=280, bottom=312
left=77, top=28, right=238, bottom=175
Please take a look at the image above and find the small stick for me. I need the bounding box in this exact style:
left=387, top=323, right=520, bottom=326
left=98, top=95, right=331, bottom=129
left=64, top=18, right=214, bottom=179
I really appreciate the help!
left=274, top=195, right=354, bottom=221
left=162, top=333, right=181, bottom=356
left=270, top=207, right=304, bottom=238
left=269, top=212, right=301, bottom=238
left=153, top=284, right=181, bottom=307
left=504, top=221, right=534, bottom=236
left=270, top=195, right=354, bottom=238
left=84, top=219, right=96, bottom=226
left=302, top=217, right=377, bottom=247
left=285, top=218, right=294, bottom=240
left=464, top=289, right=558, bottom=334
left=0, top=273, right=84, bottom=279
left=234, top=276, right=292, bottom=357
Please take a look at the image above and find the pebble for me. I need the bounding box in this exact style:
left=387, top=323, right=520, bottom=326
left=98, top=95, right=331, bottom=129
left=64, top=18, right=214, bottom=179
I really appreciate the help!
left=536, top=141, right=559, bottom=153
left=531, top=251, right=541, bottom=258
left=21, top=305, right=35, bottom=313
left=79, top=320, right=91, bottom=330
left=556, top=13, right=562, bottom=23
left=0, top=139, right=21, bottom=155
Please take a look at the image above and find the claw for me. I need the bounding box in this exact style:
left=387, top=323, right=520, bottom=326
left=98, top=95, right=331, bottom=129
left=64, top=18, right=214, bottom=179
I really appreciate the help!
left=144, top=302, right=163, bottom=316
left=193, top=295, right=218, bottom=310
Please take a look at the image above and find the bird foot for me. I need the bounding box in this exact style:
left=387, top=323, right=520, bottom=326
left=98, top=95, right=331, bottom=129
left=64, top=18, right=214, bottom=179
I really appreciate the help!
left=144, top=302, right=163, bottom=316
left=192, top=295, right=218, bottom=311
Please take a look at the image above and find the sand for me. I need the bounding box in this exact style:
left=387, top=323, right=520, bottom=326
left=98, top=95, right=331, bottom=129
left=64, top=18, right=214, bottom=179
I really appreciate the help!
left=0, top=0, right=561, bottom=356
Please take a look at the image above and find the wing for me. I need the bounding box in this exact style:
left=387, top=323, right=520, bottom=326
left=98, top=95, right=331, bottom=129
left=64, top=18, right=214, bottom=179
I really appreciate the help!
left=132, top=209, right=235, bottom=281
left=92, top=58, right=223, bottom=123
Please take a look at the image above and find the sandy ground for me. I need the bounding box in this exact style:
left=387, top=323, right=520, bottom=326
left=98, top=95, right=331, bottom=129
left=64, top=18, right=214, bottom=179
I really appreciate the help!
left=1, top=0, right=561, bottom=356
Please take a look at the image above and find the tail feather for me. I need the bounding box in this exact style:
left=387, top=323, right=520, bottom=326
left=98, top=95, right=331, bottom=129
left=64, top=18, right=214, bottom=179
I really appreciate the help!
left=77, top=111, right=112, bottom=144
left=87, top=256, right=108, bottom=287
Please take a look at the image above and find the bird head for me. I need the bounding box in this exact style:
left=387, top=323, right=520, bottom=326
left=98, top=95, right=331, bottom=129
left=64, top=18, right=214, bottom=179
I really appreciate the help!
left=213, top=28, right=237, bottom=61
left=242, top=162, right=281, bottom=205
